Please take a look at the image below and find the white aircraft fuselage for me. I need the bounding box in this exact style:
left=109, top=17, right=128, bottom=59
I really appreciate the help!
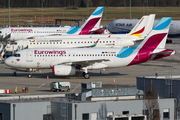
left=6, top=34, right=140, bottom=52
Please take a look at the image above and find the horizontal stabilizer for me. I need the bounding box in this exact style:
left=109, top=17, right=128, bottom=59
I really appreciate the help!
left=89, top=28, right=106, bottom=34
left=150, top=49, right=175, bottom=60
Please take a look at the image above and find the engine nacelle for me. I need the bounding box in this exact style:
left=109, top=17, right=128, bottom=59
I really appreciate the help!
left=53, top=65, right=79, bottom=76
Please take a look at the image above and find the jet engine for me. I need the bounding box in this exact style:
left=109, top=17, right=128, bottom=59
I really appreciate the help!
left=53, top=65, right=80, bottom=76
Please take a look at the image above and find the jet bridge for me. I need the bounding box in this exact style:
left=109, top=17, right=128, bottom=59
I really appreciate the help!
left=0, top=33, right=11, bottom=41
left=0, top=45, right=7, bottom=61
left=0, top=42, right=24, bottom=61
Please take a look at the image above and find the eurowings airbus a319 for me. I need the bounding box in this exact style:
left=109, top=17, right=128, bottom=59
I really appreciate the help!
left=5, top=17, right=175, bottom=79
left=0, top=7, right=105, bottom=41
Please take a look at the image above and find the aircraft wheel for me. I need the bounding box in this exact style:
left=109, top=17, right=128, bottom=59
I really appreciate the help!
left=28, top=74, right=32, bottom=78
left=82, top=72, right=85, bottom=76
left=166, top=39, right=172, bottom=43
left=84, top=73, right=90, bottom=79
left=13, top=71, right=17, bottom=76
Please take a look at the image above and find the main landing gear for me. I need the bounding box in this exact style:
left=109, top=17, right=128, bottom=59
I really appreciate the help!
left=82, top=72, right=90, bottom=79
left=28, top=73, right=32, bottom=78
left=166, top=39, right=172, bottom=43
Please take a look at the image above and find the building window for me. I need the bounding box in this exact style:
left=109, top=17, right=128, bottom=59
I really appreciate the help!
left=163, top=108, right=170, bottom=119
left=122, top=111, right=129, bottom=115
left=107, top=112, right=113, bottom=117
left=0, top=113, right=3, bottom=120
left=43, top=114, right=51, bottom=120
left=82, top=113, right=89, bottom=120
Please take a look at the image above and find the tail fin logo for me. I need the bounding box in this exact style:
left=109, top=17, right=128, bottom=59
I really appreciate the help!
left=130, top=27, right=145, bottom=37
left=31, top=40, right=35, bottom=43
left=91, top=39, right=100, bottom=47
left=128, top=17, right=172, bottom=66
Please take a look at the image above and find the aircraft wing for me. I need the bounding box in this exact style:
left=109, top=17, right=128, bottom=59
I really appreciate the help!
left=89, top=28, right=106, bottom=34
left=59, top=59, right=110, bottom=67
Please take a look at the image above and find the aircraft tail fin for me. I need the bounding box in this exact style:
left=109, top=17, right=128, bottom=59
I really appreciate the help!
left=138, top=17, right=171, bottom=49
left=129, top=14, right=155, bottom=38
left=67, top=7, right=104, bottom=35
left=127, top=17, right=174, bottom=66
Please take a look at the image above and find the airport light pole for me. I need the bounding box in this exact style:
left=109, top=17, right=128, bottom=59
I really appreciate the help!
left=105, top=6, right=106, bottom=28
left=143, top=0, right=145, bottom=15
left=41, top=0, right=44, bottom=26
left=87, top=0, right=89, bottom=18
left=146, top=1, right=148, bottom=15
left=17, top=7, right=19, bottom=27
left=8, top=0, right=10, bottom=27
left=130, top=0, right=131, bottom=19
left=63, top=7, right=65, bottom=26
left=4, top=7, right=5, bottom=27
left=143, top=0, right=148, bottom=15
left=63, top=7, right=64, bottom=19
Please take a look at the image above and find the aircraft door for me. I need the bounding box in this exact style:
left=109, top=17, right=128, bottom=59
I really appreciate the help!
left=176, top=24, right=180, bottom=32
left=116, top=38, right=120, bottom=46
left=27, top=50, right=33, bottom=62
left=116, top=38, right=123, bottom=46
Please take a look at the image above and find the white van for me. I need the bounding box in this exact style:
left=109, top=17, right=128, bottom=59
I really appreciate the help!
left=50, top=82, right=71, bottom=92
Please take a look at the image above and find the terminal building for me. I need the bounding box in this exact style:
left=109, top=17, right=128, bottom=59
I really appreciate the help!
left=0, top=81, right=177, bottom=120
left=137, top=76, right=180, bottom=120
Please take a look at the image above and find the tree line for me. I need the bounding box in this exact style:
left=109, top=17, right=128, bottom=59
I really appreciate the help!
left=0, top=0, right=180, bottom=8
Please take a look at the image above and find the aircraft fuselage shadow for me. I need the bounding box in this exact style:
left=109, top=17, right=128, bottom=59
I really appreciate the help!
left=0, top=69, right=127, bottom=79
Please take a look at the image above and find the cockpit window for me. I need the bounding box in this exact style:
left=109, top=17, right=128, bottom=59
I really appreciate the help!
left=11, top=42, right=17, bottom=45
left=14, top=54, right=20, bottom=57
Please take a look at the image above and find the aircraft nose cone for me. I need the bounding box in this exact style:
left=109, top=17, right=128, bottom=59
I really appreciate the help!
left=4, top=58, right=12, bottom=66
